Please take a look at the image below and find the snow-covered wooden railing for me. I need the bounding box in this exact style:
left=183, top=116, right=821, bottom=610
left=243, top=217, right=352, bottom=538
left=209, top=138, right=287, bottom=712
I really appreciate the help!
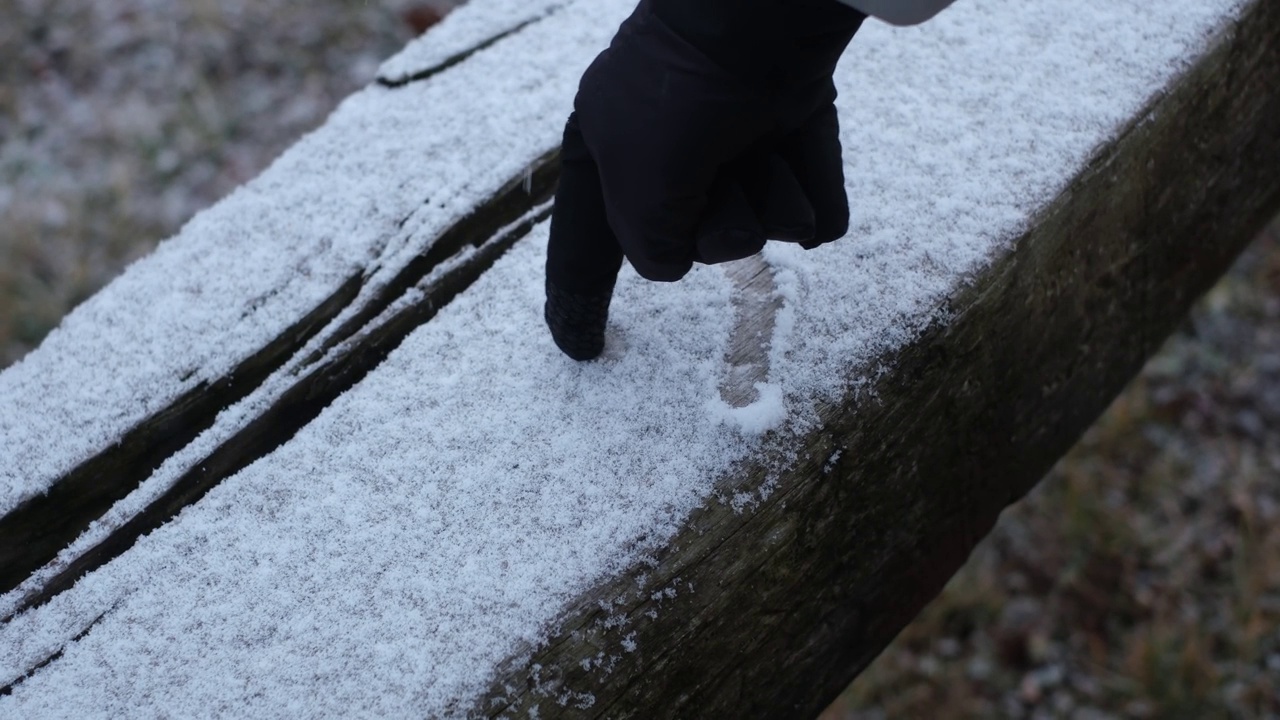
left=1, top=0, right=1277, bottom=715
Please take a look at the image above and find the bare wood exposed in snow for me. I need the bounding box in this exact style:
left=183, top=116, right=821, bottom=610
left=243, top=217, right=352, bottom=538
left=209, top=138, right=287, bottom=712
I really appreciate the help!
left=477, top=3, right=1280, bottom=715
left=376, top=0, right=563, bottom=86
left=718, top=256, right=783, bottom=409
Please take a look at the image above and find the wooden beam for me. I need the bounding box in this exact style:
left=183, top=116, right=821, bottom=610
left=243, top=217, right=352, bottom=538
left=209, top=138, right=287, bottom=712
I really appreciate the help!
left=475, top=1, right=1280, bottom=716
left=0, top=0, right=1275, bottom=714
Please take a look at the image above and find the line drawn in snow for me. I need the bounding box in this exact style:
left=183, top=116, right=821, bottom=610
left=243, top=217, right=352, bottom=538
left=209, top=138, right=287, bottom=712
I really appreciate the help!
left=718, top=254, right=784, bottom=410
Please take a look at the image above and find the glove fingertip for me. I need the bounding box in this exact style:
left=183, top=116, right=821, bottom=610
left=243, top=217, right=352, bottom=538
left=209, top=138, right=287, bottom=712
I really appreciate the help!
left=695, top=227, right=766, bottom=265
left=630, top=256, right=694, bottom=283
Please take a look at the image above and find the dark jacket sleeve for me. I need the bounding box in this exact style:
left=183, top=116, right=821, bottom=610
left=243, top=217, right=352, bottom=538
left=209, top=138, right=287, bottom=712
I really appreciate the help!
left=836, top=0, right=956, bottom=25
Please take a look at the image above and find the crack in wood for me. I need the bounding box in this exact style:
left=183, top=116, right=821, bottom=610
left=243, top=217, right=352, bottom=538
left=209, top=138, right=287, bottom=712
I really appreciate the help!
left=376, top=7, right=563, bottom=89
left=0, top=272, right=362, bottom=597
left=302, top=149, right=560, bottom=367
left=1, top=157, right=559, bottom=622
left=0, top=604, right=115, bottom=697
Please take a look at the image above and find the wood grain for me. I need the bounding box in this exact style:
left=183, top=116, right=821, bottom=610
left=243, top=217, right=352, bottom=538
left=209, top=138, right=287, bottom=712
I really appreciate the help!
left=719, top=255, right=782, bottom=409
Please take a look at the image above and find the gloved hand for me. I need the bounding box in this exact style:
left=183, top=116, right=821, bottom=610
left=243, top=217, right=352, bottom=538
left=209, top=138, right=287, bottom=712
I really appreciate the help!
left=544, top=0, right=865, bottom=359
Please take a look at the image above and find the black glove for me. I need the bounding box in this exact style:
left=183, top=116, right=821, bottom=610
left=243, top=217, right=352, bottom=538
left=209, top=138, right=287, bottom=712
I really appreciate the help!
left=548, top=0, right=865, bottom=286
left=543, top=0, right=864, bottom=360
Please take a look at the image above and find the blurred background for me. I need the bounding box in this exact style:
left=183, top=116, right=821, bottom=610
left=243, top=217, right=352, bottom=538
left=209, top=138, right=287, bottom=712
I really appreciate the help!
left=1, top=0, right=1276, bottom=716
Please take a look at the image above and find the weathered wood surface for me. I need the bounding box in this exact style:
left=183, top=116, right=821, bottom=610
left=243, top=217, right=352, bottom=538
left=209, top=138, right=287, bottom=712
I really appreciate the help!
left=0, top=157, right=558, bottom=617
left=0, top=0, right=1276, bottom=713
left=0, top=0, right=592, bottom=616
left=476, top=2, right=1280, bottom=716
left=0, top=0, right=615, bottom=614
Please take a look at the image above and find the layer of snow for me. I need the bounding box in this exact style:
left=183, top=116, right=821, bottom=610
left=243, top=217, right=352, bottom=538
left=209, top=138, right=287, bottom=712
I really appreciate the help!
left=0, top=0, right=1248, bottom=715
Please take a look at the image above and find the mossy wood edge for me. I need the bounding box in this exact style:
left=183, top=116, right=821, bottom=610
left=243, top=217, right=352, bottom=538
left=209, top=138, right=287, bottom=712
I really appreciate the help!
left=476, top=3, right=1280, bottom=717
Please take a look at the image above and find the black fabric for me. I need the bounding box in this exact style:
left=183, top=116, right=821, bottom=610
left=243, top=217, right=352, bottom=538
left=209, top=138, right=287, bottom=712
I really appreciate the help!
left=544, top=0, right=864, bottom=357
left=652, top=0, right=866, bottom=95
left=547, top=115, right=626, bottom=295
left=544, top=278, right=613, bottom=361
